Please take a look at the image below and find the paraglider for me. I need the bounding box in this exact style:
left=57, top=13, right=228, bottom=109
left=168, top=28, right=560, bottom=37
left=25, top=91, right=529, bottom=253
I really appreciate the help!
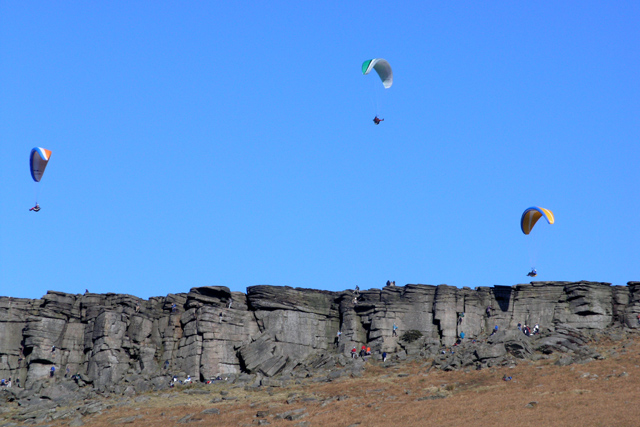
left=362, top=59, right=392, bottom=124
left=29, top=147, right=52, bottom=212
left=521, top=207, right=554, bottom=276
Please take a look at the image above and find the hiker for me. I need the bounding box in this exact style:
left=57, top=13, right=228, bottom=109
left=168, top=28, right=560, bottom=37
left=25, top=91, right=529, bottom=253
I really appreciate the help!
left=5, top=378, right=10, bottom=388
left=382, top=352, right=387, bottom=362
left=351, top=347, right=357, bottom=359
left=366, top=347, right=371, bottom=355
left=50, top=366, right=56, bottom=377
left=135, top=303, right=140, bottom=313
left=533, top=324, right=540, bottom=334
left=164, top=360, right=169, bottom=369
left=171, top=303, right=177, bottom=313
left=51, top=345, right=56, bottom=354
left=460, top=331, right=465, bottom=340
left=490, top=325, right=498, bottom=336
left=486, top=306, right=492, bottom=317
left=65, top=366, right=70, bottom=378
left=335, top=330, right=342, bottom=346
left=392, top=323, right=398, bottom=337
left=517, top=323, right=522, bottom=331
left=457, top=312, right=464, bottom=325
left=183, top=375, right=192, bottom=384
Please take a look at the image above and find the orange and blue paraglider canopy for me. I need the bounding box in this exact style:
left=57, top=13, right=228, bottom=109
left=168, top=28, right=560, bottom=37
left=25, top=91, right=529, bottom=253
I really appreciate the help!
left=30, top=147, right=52, bottom=182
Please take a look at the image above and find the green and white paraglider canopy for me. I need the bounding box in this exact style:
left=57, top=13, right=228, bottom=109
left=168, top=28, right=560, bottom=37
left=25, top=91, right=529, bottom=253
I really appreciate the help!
left=362, top=58, right=393, bottom=89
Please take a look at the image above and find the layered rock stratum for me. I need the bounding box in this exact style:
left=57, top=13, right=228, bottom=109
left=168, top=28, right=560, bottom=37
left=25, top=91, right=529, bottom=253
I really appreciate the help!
left=1, top=281, right=639, bottom=422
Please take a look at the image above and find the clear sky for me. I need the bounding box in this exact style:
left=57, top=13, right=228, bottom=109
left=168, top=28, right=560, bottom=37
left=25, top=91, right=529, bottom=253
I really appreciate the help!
left=1, top=2, right=638, bottom=300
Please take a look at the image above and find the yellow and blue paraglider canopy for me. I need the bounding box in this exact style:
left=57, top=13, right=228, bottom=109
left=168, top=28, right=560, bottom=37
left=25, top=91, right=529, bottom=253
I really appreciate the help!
left=520, top=207, right=554, bottom=235
left=30, top=147, right=52, bottom=182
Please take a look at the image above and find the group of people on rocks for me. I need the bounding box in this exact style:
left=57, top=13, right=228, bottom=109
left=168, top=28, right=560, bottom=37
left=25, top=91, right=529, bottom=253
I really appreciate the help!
left=517, top=323, right=539, bottom=336
left=351, top=345, right=372, bottom=359
left=168, top=374, right=227, bottom=387
left=0, top=377, right=21, bottom=388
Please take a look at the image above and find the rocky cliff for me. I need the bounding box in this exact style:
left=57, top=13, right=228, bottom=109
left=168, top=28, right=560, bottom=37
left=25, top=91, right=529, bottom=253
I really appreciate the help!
left=1, top=281, right=639, bottom=398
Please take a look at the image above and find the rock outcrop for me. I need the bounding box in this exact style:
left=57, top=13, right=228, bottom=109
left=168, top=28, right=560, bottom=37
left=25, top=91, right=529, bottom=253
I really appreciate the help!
left=1, top=281, right=639, bottom=400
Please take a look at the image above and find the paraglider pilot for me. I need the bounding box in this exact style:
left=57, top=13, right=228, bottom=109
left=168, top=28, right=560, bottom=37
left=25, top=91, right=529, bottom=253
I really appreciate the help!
left=373, top=116, right=384, bottom=125
left=29, top=203, right=41, bottom=212
left=527, top=269, right=537, bottom=277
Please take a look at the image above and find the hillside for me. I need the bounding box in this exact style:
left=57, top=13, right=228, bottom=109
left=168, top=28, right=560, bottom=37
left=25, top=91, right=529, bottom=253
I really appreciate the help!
left=2, top=331, right=639, bottom=426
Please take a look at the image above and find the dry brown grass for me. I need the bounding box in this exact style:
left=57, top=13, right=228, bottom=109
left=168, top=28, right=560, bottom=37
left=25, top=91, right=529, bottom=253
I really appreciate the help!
left=19, top=336, right=640, bottom=427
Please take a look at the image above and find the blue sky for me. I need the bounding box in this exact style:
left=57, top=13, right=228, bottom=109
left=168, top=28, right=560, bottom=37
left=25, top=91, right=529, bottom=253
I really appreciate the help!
left=1, top=2, right=638, bottom=299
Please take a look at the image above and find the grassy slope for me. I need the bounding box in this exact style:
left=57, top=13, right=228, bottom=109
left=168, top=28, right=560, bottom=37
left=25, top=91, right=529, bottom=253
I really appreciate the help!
left=8, top=335, right=640, bottom=427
